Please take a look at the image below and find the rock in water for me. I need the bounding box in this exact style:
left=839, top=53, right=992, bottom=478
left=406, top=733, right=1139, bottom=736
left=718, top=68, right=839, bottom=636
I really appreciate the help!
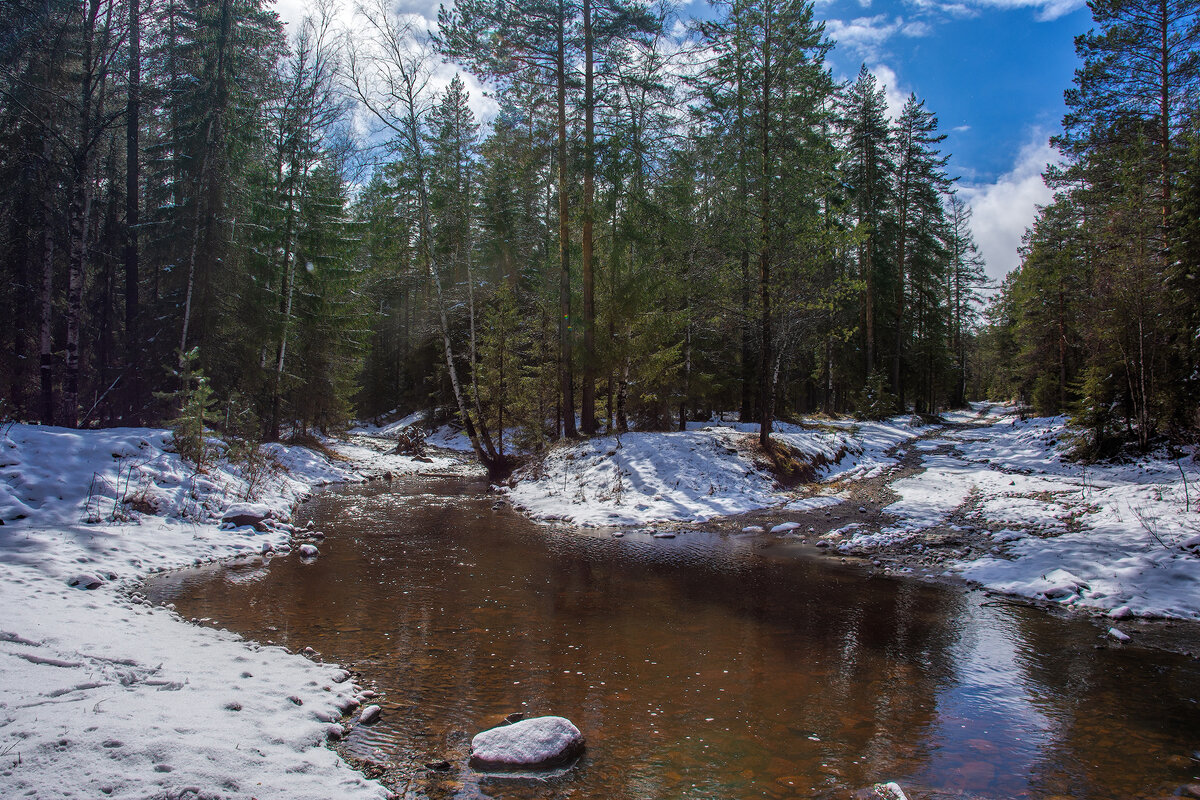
left=854, top=783, right=910, bottom=800
left=469, top=716, right=584, bottom=771
left=358, top=704, right=382, bottom=724
left=299, top=544, right=319, bottom=558
left=871, top=783, right=910, bottom=800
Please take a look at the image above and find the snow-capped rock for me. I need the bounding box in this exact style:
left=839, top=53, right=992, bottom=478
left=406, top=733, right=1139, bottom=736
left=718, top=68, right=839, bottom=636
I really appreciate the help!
left=468, top=716, right=585, bottom=771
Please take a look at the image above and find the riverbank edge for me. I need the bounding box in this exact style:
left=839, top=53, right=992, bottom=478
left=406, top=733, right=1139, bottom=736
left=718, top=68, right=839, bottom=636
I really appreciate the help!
left=474, top=407, right=1200, bottom=659
left=0, top=424, right=474, bottom=799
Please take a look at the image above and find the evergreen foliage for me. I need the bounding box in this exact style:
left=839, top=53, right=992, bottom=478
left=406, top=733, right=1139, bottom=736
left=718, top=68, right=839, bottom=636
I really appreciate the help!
left=0, top=0, right=1087, bottom=470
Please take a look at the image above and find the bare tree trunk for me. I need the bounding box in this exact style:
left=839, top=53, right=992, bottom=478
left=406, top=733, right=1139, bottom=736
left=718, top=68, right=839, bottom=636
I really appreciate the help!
left=64, top=0, right=110, bottom=428
left=179, top=119, right=215, bottom=360
left=580, top=0, right=597, bottom=435
left=39, top=140, right=56, bottom=426
left=757, top=9, right=773, bottom=450
left=124, top=0, right=141, bottom=421
left=556, top=0, right=577, bottom=439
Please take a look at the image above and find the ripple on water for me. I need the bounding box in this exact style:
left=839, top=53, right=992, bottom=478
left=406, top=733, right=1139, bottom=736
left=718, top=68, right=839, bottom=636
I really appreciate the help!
left=145, top=480, right=1200, bottom=800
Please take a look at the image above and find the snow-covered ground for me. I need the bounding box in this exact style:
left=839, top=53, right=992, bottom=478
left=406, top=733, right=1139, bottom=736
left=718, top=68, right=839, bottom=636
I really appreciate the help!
left=503, top=415, right=930, bottom=527
left=503, top=405, right=1200, bottom=623
left=4, top=405, right=1196, bottom=798
left=0, top=423, right=451, bottom=800
left=826, top=409, right=1200, bottom=621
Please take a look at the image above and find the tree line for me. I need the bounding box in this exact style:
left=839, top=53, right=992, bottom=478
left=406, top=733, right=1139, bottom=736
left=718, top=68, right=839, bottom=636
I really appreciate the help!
left=978, top=0, right=1200, bottom=457
left=1, top=0, right=992, bottom=473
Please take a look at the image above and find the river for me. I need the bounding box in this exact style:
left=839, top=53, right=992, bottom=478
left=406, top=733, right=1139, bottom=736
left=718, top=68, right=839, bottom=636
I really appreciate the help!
left=144, top=477, right=1200, bottom=799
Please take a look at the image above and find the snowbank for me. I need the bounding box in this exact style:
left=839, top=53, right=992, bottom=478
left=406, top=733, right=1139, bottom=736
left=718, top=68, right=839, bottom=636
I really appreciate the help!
left=0, top=424, right=390, bottom=800
left=833, top=409, right=1200, bottom=621
left=505, top=415, right=927, bottom=526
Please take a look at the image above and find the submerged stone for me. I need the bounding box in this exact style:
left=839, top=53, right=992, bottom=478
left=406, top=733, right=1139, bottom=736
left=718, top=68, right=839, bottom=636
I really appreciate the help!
left=469, top=715, right=584, bottom=771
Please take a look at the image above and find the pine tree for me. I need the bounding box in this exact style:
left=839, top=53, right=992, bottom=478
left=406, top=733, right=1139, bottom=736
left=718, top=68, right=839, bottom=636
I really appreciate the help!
left=843, top=65, right=894, bottom=381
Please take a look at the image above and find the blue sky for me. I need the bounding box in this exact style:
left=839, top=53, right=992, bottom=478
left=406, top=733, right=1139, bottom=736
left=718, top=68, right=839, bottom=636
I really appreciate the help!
left=277, top=0, right=1096, bottom=282
left=695, top=0, right=1095, bottom=281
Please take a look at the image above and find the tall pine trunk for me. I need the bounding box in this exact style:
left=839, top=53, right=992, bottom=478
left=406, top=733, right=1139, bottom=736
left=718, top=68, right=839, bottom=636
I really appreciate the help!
left=124, top=0, right=141, bottom=421
left=580, top=0, right=597, bottom=435
left=556, top=0, right=577, bottom=438
left=39, top=140, right=56, bottom=426
left=757, top=9, right=773, bottom=449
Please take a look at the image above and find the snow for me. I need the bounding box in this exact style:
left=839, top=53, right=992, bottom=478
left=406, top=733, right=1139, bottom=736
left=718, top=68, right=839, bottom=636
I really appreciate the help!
left=510, top=404, right=1200, bottom=622
left=333, top=434, right=463, bottom=475
left=832, top=407, right=1200, bottom=621
left=0, top=423, right=390, bottom=800
left=5, top=401, right=1197, bottom=798
left=468, top=716, right=584, bottom=769
left=505, top=416, right=926, bottom=527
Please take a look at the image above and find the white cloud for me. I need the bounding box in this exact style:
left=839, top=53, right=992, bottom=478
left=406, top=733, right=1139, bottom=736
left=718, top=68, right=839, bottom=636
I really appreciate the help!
left=826, top=14, right=930, bottom=61
left=905, top=0, right=1087, bottom=22
left=868, top=63, right=910, bottom=120
left=958, top=131, right=1059, bottom=283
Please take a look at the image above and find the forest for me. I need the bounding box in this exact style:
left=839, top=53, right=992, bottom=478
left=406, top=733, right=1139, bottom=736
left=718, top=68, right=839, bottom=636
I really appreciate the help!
left=1, top=0, right=1196, bottom=471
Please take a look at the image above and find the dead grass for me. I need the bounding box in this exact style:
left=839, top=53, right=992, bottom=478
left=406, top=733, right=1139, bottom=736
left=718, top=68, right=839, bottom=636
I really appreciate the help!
left=286, top=432, right=353, bottom=462
left=745, top=435, right=839, bottom=488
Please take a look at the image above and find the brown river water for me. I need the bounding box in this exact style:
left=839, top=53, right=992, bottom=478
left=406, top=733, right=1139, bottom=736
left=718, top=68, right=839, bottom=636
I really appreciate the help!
left=144, top=478, right=1200, bottom=799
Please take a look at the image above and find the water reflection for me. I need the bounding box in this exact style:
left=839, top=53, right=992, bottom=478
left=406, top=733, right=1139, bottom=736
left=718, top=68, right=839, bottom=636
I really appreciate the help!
left=146, top=480, right=1200, bottom=799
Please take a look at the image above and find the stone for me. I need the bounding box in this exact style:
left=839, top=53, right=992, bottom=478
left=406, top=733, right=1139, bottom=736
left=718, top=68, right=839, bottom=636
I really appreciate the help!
left=221, top=503, right=273, bottom=530
left=359, top=704, right=382, bottom=724
left=469, top=715, right=584, bottom=771
left=854, top=782, right=909, bottom=800
left=299, top=544, right=319, bottom=558
left=67, top=573, right=104, bottom=590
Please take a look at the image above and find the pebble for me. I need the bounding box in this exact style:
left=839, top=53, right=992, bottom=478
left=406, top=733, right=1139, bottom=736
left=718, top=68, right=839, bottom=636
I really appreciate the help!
left=1107, top=627, right=1131, bottom=642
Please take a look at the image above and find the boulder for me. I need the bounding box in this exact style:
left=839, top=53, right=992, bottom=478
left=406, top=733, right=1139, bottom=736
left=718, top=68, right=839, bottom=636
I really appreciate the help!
left=299, top=544, right=319, bottom=558
left=855, top=782, right=910, bottom=800
left=221, top=503, right=273, bottom=531
left=469, top=716, right=584, bottom=771
left=359, top=704, right=382, bottom=724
